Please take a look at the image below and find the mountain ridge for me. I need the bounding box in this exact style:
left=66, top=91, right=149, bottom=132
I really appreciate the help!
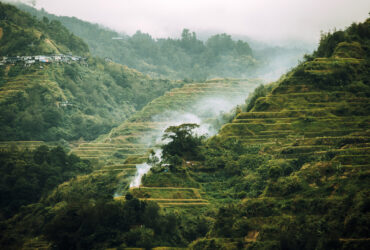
left=15, top=2, right=278, bottom=80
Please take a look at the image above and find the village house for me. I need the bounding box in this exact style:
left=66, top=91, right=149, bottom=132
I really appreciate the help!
left=0, top=54, right=86, bottom=66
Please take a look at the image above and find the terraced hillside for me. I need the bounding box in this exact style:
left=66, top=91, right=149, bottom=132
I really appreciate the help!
left=1, top=5, right=369, bottom=249
left=72, top=79, right=262, bottom=164
left=115, top=187, right=209, bottom=208
left=219, top=58, right=369, bottom=191
left=0, top=141, right=45, bottom=151
left=71, top=79, right=262, bottom=204
left=132, top=20, right=370, bottom=249
left=197, top=47, right=369, bottom=248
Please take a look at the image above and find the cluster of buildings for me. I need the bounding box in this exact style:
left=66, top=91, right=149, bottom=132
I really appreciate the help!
left=0, top=54, right=87, bottom=66
left=56, top=100, right=74, bottom=108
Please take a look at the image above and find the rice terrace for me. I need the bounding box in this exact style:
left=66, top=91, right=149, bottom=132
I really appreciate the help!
left=0, top=0, right=369, bottom=249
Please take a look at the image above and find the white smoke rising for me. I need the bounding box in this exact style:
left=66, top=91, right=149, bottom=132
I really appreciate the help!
left=129, top=148, right=162, bottom=188
left=129, top=162, right=152, bottom=188
left=152, top=95, right=247, bottom=137
left=153, top=112, right=210, bottom=138
left=128, top=91, right=258, bottom=188
left=254, top=46, right=312, bottom=81
left=127, top=112, right=210, bottom=188
left=195, top=97, right=243, bottom=117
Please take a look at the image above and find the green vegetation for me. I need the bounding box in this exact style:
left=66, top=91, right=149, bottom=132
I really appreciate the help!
left=0, top=3, right=183, bottom=141
left=195, top=18, right=369, bottom=249
left=70, top=79, right=260, bottom=164
left=245, top=83, right=277, bottom=112
left=0, top=60, right=182, bottom=141
left=0, top=2, right=88, bottom=56
left=0, top=167, right=210, bottom=249
left=0, top=77, right=260, bottom=249
left=0, top=3, right=369, bottom=249
left=17, top=3, right=259, bottom=80
left=131, top=18, right=370, bottom=249
left=0, top=145, right=91, bottom=219
left=161, top=124, right=204, bottom=165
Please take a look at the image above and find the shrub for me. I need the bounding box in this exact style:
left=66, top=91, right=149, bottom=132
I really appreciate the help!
left=125, top=227, right=155, bottom=249
left=161, top=123, right=204, bottom=164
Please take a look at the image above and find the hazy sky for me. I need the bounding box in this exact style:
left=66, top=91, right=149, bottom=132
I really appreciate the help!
left=12, top=0, right=370, bottom=45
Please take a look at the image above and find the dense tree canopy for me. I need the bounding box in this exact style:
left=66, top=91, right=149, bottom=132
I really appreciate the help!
left=0, top=146, right=91, bottom=218
left=161, top=123, right=204, bottom=165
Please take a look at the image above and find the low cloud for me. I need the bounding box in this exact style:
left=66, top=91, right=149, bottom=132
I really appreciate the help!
left=9, top=0, right=370, bottom=45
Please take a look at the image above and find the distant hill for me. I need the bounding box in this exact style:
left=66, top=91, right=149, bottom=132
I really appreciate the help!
left=0, top=2, right=183, bottom=141
left=0, top=2, right=89, bottom=56
left=16, top=3, right=260, bottom=80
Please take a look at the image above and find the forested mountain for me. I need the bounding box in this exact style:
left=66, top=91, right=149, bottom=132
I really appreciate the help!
left=16, top=3, right=260, bottom=80
left=0, top=2, right=183, bottom=141
left=0, top=12, right=369, bottom=249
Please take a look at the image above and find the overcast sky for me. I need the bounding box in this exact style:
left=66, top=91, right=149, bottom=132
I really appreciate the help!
left=11, top=0, right=370, bottom=45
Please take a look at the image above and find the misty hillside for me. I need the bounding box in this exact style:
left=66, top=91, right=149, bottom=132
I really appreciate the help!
left=0, top=2, right=183, bottom=141
left=71, top=79, right=262, bottom=164
left=0, top=10, right=369, bottom=249
left=127, top=18, right=370, bottom=249
left=16, top=3, right=263, bottom=80
left=16, top=3, right=311, bottom=81
left=0, top=1, right=369, bottom=250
